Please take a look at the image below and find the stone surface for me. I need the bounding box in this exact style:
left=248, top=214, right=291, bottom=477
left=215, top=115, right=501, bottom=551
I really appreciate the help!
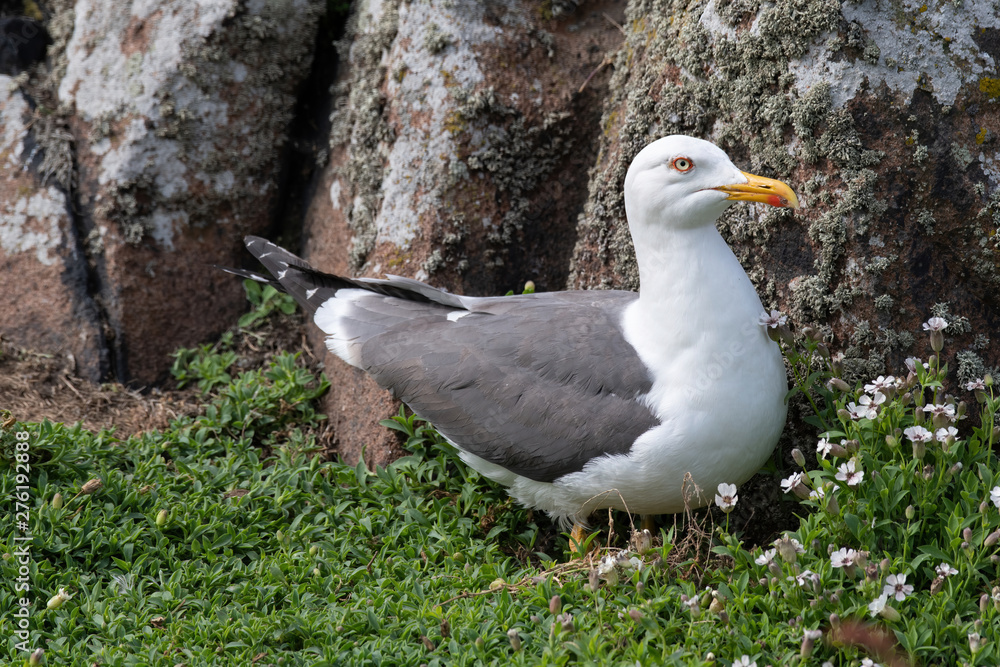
left=301, top=0, right=626, bottom=468
left=0, top=73, right=105, bottom=380
left=569, top=0, right=1000, bottom=389
left=52, top=0, right=323, bottom=384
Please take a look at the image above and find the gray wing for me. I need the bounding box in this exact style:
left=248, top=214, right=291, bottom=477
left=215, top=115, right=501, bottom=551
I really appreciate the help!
left=358, top=291, right=660, bottom=483
left=232, top=237, right=660, bottom=483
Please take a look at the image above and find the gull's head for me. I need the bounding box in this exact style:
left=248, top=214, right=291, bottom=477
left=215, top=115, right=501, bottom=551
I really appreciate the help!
left=624, top=135, right=799, bottom=232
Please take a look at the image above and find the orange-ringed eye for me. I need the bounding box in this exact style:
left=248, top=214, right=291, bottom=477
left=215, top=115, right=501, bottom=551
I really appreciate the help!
left=671, top=157, right=694, bottom=172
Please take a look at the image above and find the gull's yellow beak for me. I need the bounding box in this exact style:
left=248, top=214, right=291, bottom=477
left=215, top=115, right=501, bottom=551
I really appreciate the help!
left=714, top=171, right=799, bottom=209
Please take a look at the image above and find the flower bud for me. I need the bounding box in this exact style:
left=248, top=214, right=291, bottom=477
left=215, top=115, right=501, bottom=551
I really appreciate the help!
left=879, top=603, right=901, bottom=622
left=986, top=374, right=994, bottom=387
left=636, top=581, right=645, bottom=596
left=957, top=401, right=967, bottom=418
left=929, top=354, right=938, bottom=367
left=81, top=478, right=103, bottom=495
left=632, top=528, right=652, bottom=555
left=885, top=434, right=898, bottom=449
left=440, top=619, right=450, bottom=638
left=826, top=492, right=839, bottom=514
left=837, top=408, right=852, bottom=421
left=801, top=629, right=822, bottom=659
left=46, top=588, right=73, bottom=610
left=523, top=281, right=535, bottom=294
left=549, top=595, right=562, bottom=615
left=507, top=628, right=521, bottom=651
left=985, top=530, right=1000, bottom=548
left=155, top=509, right=168, bottom=528
left=981, top=594, right=990, bottom=614
left=775, top=537, right=799, bottom=564
left=29, top=649, right=44, bottom=666
left=844, top=439, right=860, bottom=454
left=816, top=343, right=831, bottom=359
left=879, top=558, right=891, bottom=573
left=51, top=493, right=63, bottom=509
left=828, top=378, right=851, bottom=393
left=559, top=613, right=574, bottom=633
left=905, top=505, right=915, bottom=520
left=475, top=636, right=485, bottom=650
left=829, top=613, right=840, bottom=627
left=930, top=330, right=944, bottom=352
left=930, top=577, right=943, bottom=594
left=912, top=440, right=926, bottom=460
left=709, top=596, right=725, bottom=615
left=970, top=632, right=983, bottom=654
left=768, top=560, right=782, bottom=577
left=628, top=608, right=644, bottom=622
left=791, top=448, right=806, bottom=467
left=309, top=545, right=319, bottom=557
left=421, top=635, right=435, bottom=651
left=923, top=464, right=935, bottom=480
left=964, top=527, right=973, bottom=543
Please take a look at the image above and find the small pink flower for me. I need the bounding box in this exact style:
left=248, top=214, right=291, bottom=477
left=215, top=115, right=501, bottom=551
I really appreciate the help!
left=935, top=562, right=958, bottom=578
left=830, top=547, right=858, bottom=569
left=883, top=573, right=913, bottom=601
left=935, top=426, right=958, bottom=443
left=758, top=309, right=787, bottom=329
left=864, top=376, right=896, bottom=395
left=966, top=378, right=986, bottom=391
left=922, top=317, right=948, bottom=332
left=836, top=460, right=864, bottom=486
left=903, top=425, right=933, bottom=443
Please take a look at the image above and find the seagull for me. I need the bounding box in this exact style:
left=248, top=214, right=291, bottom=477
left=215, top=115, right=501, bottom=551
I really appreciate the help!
left=225, top=135, right=797, bottom=541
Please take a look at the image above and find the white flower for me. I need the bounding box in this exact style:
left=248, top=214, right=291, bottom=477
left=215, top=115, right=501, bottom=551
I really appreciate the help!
left=903, top=425, right=933, bottom=443
left=883, top=573, right=913, bottom=601
left=864, top=376, right=896, bottom=395
left=758, top=309, right=787, bottom=329
left=755, top=548, right=776, bottom=567
left=733, top=656, right=757, bottom=667
left=788, top=569, right=817, bottom=588
left=861, top=659, right=882, bottom=667
left=836, top=460, right=864, bottom=487
left=923, top=317, right=948, bottom=332
left=925, top=403, right=957, bottom=423
left=830, top=547, right=858, bottom=569
left=966, top=378, right=986, bottom=391
left=935, top=562, right=958, bottom=578
left=816, top=438, right=833, bottom=459
left=868, top=594, right=887, bottom=617
left=781, top=473, right=804, bottom=493
left=715, top=483, right=738, bottom=513
left=990, top=486, right=1000, bottom=509
left=809, top=486, right=826, bottom=501
left=935, top=426, right=958, bottom=443
left=905, top=357, right=929, bottom=373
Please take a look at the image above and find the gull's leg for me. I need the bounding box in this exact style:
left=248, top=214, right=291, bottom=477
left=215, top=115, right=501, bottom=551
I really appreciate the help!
left=640, top=514, right=656, bottom=533
left=569, top=523, right=590, bottom=554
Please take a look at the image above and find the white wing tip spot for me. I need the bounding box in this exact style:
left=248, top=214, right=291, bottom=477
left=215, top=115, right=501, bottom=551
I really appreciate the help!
left=447, top=311, right=471, bottom=322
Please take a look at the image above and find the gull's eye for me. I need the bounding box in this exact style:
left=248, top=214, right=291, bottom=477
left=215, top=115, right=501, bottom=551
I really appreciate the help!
left=671, top=156, right=694, bottom=172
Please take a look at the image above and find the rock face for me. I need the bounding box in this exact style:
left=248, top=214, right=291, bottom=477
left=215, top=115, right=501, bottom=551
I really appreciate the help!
left=1, top=0, right=324, bottom=386
left=301, top=0, right=626, bottom=467
left=0, top=75, right=105, bottom=380
left=570, top=0, right=1000, bottom=386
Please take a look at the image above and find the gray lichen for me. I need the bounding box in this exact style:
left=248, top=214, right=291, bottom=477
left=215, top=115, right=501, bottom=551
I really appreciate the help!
left=423, top=23, right=452, bottom=54
left=329, top=0, right=401, bottom=271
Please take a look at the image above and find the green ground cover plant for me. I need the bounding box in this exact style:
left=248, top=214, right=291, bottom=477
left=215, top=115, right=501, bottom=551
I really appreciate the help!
left=1, top=290, right=998, bottom=666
